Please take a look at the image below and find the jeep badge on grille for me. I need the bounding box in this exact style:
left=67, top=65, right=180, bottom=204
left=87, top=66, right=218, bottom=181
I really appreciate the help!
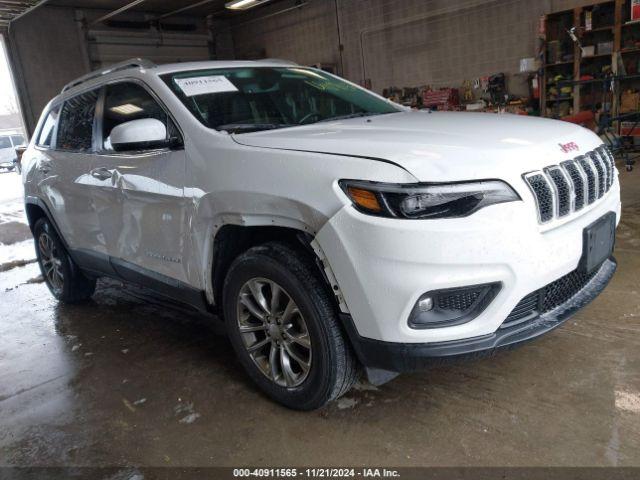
left=560, top=142, right=579, bottom=153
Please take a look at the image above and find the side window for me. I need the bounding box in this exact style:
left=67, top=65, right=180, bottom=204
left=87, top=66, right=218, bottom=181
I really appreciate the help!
left=102, top=82, right=179, bottom=152
left=56, top=89, right=99, bottom=152
left=36, top=105, right=61, bottom=148
left=0, top=136, right=10, bottom=150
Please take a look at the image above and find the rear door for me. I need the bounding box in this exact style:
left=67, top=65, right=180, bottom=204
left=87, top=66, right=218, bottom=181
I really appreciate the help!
left=90, top=80, right=189, bottom=284
left=36, top=89, right=104, bottom=257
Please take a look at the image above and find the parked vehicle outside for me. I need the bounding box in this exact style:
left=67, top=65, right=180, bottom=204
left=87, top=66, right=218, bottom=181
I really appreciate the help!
left=0, top=131, right=26, bottom=172
left=21, top=59, right=620, bottom=409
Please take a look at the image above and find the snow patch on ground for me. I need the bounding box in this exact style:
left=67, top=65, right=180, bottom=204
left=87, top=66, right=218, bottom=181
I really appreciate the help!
left=337, top=397, right=358, bottom=409
left=0, top=239, right=35, bottom=266
left=616, top=390, right=640, bottom=413
left=0, top=172, right=26, bottom=225
left=175, top=401, right=201, bottom=424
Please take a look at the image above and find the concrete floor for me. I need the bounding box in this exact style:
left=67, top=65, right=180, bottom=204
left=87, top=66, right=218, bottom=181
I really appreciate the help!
left=0, top=166, right=639, bottom=469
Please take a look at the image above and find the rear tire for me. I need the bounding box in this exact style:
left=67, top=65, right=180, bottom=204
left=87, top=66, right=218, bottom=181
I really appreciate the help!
left=223, top=241, right=359, bottom=410
left=33, top=217, right=96, bottom=303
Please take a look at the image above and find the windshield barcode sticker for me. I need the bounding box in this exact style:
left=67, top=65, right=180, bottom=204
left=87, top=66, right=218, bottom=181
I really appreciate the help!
left=175, top=76, right=238, bottom=96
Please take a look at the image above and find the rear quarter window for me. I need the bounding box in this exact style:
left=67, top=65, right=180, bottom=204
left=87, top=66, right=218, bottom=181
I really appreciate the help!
left=36, top=105, right=61, bottom=148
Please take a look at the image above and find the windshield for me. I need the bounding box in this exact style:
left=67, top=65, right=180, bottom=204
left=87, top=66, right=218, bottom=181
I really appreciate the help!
left=162, top=67, right=401, bottom=133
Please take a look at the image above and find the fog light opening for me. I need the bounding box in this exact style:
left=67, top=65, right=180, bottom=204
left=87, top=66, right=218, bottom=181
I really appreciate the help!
left=418, top=297, right=434, bottom=312
left=409, top=283, right=501, bottom=329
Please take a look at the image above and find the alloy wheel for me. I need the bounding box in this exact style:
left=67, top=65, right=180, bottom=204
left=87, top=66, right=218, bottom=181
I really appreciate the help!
left=38, top=232, right=64, bottom=294
left=237, top=277, right=312, bottom=388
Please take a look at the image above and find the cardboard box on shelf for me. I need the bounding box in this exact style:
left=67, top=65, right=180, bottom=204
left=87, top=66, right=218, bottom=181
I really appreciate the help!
left=597, top=41, right=613, bottom=55
left=621, top=90, right=640, bottom=113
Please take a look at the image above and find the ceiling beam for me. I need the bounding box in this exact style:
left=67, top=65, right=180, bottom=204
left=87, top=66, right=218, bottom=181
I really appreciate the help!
left=90, top=0, right=147, bottom=25
left=156, top=0, right=219, bottom=20
left=5, top=0, right=47, bottom=26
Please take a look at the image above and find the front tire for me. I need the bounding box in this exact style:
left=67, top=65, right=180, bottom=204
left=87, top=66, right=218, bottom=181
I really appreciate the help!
left=223, top=242, right=359, bottom=410
left=33, top=217, right=96, bottom=303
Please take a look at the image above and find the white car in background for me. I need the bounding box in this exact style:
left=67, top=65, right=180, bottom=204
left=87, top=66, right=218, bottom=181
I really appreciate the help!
left=0, top=131, right=26, bottom=172
left=21, top=59, right=620, bottom=409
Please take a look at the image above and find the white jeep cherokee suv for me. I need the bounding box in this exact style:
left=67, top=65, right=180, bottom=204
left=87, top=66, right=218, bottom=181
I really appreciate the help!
left=22, top=59, right=620, bottom=409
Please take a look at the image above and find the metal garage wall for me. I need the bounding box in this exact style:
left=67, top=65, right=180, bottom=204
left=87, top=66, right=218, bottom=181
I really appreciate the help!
left=7, top=5, right=89, bottom=135
left=78, top=8, right=212, bottom=69
left=231, top=0, right=605, bottom=95
left=7, top=6, right=213, bottom=135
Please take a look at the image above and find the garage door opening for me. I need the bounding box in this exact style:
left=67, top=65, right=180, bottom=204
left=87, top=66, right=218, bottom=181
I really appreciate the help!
left=0, top=35, right=25, bottom=145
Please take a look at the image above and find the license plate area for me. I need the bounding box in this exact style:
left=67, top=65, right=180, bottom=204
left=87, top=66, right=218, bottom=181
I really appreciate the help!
left=580, top=212, right=616, bottom=273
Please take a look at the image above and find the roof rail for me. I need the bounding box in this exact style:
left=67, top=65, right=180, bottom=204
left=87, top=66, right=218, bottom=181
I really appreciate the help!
left=259, top=58, right=299, bottom=66
left=61, top=58, right=157, bottom=93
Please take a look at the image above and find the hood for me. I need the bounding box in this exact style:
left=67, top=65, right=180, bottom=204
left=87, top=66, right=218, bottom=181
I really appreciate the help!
left=231, top=111, right=602, bottom=183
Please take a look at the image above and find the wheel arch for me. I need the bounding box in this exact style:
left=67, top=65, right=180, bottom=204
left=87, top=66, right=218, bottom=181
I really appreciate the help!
left=208, top=222, right=348, bottom=316
left=24, top=196, right=72, bottom=252
left=25, top=197, right=48, bottom=232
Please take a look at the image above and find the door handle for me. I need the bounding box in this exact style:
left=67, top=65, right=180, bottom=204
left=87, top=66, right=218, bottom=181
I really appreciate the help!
left=90, top=167, right=113, bottom=180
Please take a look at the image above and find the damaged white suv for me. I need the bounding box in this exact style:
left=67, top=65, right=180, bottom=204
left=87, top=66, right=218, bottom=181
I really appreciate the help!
left=22, top=59, right=620, bottom=409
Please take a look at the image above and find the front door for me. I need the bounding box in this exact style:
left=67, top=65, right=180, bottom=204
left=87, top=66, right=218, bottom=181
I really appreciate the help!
left=90, top=81, right=190, bottom=284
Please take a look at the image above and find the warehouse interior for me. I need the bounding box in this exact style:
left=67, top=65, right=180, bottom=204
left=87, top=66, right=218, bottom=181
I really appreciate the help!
left=5, top=0, right=631, bottom=134
left=0, top=0, right=639, bottom=475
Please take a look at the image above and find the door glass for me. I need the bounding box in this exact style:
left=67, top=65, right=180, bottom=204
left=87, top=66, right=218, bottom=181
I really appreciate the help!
left=102, top=82, right=179, bottom=152
left=0, top=136, right=10, bottom=150
left=57, top=90, right=99, bottom=152
left=37, top=106, right=61, bottom=148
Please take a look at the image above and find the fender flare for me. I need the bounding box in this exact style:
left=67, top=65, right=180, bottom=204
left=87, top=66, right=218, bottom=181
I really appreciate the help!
left=24, top=195, right=75, bottom=258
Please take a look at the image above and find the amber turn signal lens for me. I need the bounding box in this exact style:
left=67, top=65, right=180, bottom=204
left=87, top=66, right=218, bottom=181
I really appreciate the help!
left=347, top=187, right=382, bottom=212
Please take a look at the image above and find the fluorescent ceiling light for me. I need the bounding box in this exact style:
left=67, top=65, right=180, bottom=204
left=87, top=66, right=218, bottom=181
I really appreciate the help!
left=225, top=0, right=271, bottom=10
left=110, top=104, right=143, bottom=115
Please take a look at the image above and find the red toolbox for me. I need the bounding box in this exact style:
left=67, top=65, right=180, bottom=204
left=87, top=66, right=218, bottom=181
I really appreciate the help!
left=422, top=88, right=460, bottom=110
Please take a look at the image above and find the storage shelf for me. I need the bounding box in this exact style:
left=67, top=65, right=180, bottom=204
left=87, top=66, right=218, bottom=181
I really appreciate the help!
left=581, top=53, right=612, bottom=59
left=544, top=61, right=574, bottom=67
left=546, top=97, right=574, bottom=102
left=582, top=25, right=614, bottom=33
left=542, top=1, right=618, bottom=120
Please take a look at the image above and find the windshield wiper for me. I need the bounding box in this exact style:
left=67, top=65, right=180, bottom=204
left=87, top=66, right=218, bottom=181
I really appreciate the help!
left=317, top=112, right=383, bottom=123
left=217, top=123, right=293, bottom=134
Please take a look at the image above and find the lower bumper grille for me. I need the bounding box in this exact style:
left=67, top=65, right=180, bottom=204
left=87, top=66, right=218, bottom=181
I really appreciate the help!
left=502, top=263, right=601, bottom=328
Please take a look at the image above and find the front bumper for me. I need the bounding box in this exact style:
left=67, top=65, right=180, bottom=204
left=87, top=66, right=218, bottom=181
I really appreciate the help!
left=316, top=182, right=621, bottom=344
left=339, top=258, right=616, bottom=372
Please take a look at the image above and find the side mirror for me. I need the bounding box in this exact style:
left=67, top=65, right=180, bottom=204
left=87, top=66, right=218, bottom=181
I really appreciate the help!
left=109, top=118, right=172, bottom=152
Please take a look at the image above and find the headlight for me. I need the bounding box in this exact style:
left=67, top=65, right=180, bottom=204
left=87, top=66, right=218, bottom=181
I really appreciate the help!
left=339, top=179, right=520, bottom=219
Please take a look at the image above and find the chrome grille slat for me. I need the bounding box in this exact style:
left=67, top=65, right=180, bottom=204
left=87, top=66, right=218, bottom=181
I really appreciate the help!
left=577, top=155, right=598, bottom=204
left=545, top=166, right=571, bottom=217
left=524, top=173, right=555, bottom=223
left=596, top=148, right=611, bottom=190
left=560, top=160, right=586, bottom=211
left=601, top=146, right=616, bottom=189
left=525, top=145, right=616, bottom=224
left=589, top=151, right=606, bottom=198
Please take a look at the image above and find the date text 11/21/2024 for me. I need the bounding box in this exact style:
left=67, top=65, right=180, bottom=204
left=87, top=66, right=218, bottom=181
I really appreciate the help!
left=232, top=468, right=401, bottom=478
